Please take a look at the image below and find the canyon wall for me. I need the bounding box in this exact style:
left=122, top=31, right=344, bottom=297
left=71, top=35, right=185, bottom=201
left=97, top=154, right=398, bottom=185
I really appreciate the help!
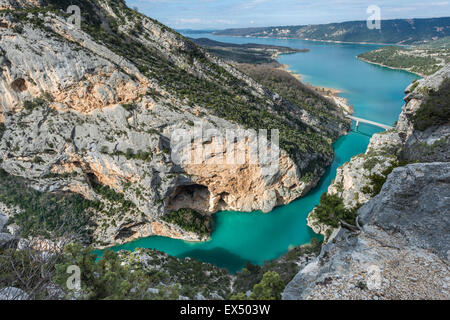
left=284, top=64, right=450, bottom=300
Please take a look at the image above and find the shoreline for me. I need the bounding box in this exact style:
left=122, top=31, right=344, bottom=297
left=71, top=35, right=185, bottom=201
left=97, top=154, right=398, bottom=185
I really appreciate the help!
left=357, top=56, right=424, bottom=77
left=300, top=38, right=409, bottom=47
left=279, top=64, right=354, bottom=114
left=212, top=33, right=409, bottom=47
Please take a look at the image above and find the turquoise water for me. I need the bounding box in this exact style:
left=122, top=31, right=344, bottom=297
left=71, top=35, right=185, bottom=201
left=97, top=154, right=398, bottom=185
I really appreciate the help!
left=97, top=34, right=418, bottom=273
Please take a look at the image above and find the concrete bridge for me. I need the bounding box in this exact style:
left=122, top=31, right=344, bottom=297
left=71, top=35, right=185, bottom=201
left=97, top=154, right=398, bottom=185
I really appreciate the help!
left=346, top=115, right=393, bottom=131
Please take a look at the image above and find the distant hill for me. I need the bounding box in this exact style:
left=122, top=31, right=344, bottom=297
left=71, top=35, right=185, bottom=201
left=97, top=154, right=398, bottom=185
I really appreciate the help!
left=357, top=36, right=450, bottom=76
left=417, top=36, right=450, bottom=49
left=190, top=37, right=307, bottom=64
left=177, top=29, right=219, bottom=34
left=358, top=46, right=450, bottom=76
left=215, top=17, right=450, bottom=45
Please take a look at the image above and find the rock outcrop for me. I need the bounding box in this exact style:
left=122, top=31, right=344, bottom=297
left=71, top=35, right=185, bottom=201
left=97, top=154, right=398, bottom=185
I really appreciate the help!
left=397, top=64, right=450, bottom=163
left=307, top=130, right=402, bottom=239
left=284, top=163, right=450, bottom=300
left=0, top=286, right=29, bottom=300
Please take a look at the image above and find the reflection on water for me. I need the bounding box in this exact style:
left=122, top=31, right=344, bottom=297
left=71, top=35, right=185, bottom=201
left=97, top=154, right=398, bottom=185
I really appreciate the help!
left=179, top=248, right=249, bottom=272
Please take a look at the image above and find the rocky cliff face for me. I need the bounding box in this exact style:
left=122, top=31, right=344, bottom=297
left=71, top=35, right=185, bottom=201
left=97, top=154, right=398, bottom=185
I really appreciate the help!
left=307, top=130, right=402, bottom=239
left=283, top=163, right=450, bottom=299
left=284, top=64, right=450, bottom=299
left=0, top=0, right=349, bottom=246
left=397, top=65, right=450, bottom=163
left=284, top=162, right=449, bottom=300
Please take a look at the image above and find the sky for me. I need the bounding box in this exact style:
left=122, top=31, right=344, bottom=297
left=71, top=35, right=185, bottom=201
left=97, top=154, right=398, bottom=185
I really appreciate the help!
left=125, top=0, right=450, bottom=30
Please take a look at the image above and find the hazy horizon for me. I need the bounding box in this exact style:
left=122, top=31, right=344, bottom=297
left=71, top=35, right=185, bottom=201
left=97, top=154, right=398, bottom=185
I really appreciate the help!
left=125, top=0, right=450, bottom=30
left=174, top=16, right=450, bottom=32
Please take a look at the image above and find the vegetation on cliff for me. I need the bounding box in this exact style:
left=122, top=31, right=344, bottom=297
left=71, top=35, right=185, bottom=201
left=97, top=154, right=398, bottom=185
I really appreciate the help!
left=231, top=271, right=285, bottom=300
left=233, top=238, right=321, bottom=293
left=45, top=0, right=332, bottom=161
left=312, top=193, right=358, bottom=228
left=235, top=62, right=348, bottom=128
left=55, top=245, right=155, bottom=299
left=54, top=243, right=305, bottom=300
left=91, top=180, right=136, bottom=213
left=413, top=78, right=450, bottom=130
left=0, top=0, right=351, bottom=245
left=360, top=161, right=410, bottom=197
left=1, top=0, right=348, bottom=167
left=162, top=208, right=211, bottom=237
left=0, top=237, right=322, bottom=300
left=0, top=169, right=99, bottom=239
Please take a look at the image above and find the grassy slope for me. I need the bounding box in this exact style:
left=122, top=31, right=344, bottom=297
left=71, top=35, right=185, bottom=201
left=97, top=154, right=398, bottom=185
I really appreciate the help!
left=413, top=78, right=450, bottom=131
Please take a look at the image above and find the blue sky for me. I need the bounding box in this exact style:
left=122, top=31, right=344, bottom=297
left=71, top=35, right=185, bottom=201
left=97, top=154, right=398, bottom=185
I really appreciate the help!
left=125, top=0, right=450, bottom=29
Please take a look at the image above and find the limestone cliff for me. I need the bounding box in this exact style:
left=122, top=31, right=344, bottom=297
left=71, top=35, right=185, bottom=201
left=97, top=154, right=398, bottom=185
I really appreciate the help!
left=307, top=130, right=402, bottom=239
left=0, top=0, right=349, bottom=246
left=284, top=64, right=450, bottom=299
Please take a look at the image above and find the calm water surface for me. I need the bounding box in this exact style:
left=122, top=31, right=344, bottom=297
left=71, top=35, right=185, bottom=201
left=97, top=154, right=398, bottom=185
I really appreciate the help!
left=96, top=34, right=418, bottom=273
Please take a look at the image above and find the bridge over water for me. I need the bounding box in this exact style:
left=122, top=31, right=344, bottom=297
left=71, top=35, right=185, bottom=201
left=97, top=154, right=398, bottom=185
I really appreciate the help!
left=346, top=115, right=393, bottom=131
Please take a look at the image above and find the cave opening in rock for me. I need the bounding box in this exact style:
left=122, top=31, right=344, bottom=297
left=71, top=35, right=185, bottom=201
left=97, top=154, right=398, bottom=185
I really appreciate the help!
left=168, top=184, right=211, bottom=213
left=86, top=172, right=99, bottom=186
left=115, top=222, right=146, bottom=241
left=11, top=78, right=27, bottom=92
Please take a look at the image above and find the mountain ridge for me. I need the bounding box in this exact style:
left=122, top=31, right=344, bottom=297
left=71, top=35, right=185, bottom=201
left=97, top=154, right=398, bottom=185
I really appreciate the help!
left=214, top=17, right=450, bottom=45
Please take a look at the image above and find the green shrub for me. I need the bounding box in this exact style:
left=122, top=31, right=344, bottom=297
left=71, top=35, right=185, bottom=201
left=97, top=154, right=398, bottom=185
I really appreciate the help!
left=313, top=193, right=357, bottom=228
left=91, top=180, right=135, bottom=211
left=162, top=208, right=211, bottom=237
left=362, top=160, right=410, bottom=197
left=231, top=271, right=285, bottom=300
left=0, top=123, right=5, bottom=140
left=23, top=98, right=46, bottom=111
left=0, top=169, right=100, bottom=239
left=249, top=271, right=285, bottom=300
left=122, top=103, right=136, bottom=112
left=233, top=238, right=321, bottom=293
left=55, top=244, right=153, bottom=300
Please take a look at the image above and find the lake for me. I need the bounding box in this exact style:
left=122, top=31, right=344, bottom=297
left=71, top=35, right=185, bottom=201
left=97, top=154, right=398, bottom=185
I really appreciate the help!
left=96, top=34, right=418, bottom=273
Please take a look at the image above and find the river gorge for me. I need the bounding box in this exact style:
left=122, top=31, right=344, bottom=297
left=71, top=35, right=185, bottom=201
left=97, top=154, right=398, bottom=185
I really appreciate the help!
left=97, top=34, right=418, bottom=273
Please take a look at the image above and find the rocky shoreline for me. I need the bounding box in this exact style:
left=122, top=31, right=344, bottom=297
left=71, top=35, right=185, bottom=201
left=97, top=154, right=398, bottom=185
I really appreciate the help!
left=279, top=64, right=354, bottom=114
